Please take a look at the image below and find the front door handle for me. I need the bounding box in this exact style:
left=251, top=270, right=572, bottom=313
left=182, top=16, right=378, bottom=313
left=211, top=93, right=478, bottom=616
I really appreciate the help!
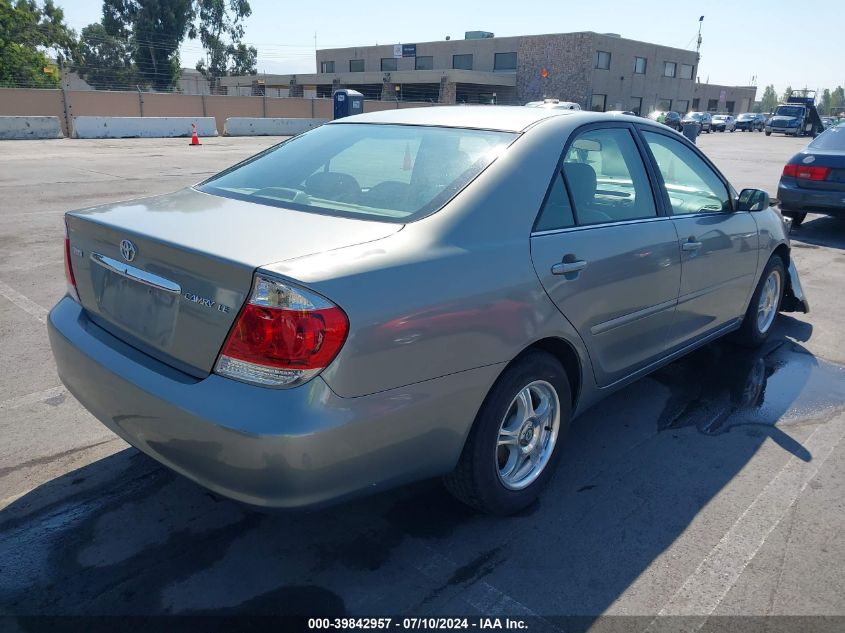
left=681, top=240, right=702, bottom=251
left=551, top=259, right=588, bottom=275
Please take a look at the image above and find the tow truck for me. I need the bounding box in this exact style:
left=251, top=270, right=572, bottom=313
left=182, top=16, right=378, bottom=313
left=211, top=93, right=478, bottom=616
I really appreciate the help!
left=765, top=90, right=824, bottom=137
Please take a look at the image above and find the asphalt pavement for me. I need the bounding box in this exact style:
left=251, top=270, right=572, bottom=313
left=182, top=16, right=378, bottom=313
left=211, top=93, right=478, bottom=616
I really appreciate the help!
left=1, top=130, right=844, bottom=628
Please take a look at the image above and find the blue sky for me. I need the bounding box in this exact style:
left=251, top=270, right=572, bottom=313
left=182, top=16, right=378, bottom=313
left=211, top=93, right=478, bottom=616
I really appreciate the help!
left=59, top=0, right=843, bottom=97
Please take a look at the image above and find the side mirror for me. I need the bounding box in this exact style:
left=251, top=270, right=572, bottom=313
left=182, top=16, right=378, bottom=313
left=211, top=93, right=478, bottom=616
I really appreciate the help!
left=737, top=188, right=770, bottom=212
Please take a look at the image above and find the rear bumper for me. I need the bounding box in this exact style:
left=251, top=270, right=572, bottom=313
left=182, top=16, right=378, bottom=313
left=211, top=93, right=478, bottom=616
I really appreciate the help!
left=48, top=297, right=499, bottom=508
left=778, top=180, right=845, bottom=216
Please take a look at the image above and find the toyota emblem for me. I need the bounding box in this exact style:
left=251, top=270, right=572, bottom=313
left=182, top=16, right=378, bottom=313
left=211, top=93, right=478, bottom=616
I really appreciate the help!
left=120, top=239, right=137, bottom=262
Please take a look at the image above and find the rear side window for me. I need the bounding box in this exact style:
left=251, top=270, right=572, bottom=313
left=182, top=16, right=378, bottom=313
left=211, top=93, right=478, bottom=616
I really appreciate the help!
left=561, top=127, right=657, bottom=226
left=642, top=130, right=731, bottom=214
left=199, top=124, right=517, bottom=222
left=534, top=173, right=575, bottom=231
left=809, top=124, right=845, bottom=150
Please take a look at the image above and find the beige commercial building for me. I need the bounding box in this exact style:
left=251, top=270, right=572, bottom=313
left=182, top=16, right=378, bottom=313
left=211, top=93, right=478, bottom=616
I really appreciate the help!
left=222, top=31, right=756, bottom=114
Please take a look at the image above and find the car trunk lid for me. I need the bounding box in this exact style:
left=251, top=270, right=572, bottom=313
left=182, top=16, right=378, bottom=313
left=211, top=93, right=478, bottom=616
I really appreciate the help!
left=66, top=187, right=402, bottom=377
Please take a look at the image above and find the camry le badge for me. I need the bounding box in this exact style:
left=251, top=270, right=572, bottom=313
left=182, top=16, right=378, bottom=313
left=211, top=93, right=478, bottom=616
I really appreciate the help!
left=120, top=239, right=137, bottom=262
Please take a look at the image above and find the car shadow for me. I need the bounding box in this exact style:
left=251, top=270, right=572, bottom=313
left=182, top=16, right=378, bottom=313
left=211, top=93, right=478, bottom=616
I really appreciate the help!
left=789, top=214, right=845, bottom=250
left=2, top=321, right=844, bottom=627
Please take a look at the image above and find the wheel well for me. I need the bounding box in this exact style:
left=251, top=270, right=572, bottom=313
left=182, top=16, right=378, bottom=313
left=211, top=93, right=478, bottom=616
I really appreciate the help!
left=522, top=338, right=581, bottom=409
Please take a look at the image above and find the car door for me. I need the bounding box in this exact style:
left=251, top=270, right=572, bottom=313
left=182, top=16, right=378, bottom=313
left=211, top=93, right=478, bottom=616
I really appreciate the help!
left=530, top=124, right=681, bottom=387
left=639, top=128, right=759, bottom=352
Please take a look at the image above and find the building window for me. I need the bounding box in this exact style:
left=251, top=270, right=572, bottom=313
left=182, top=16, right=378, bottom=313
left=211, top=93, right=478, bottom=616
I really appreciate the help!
left=692, top=98, right=700, bottom=109
left=381, top=57, right=397, bottom=71
left=663, top=62, right=676, bottom=78
left=415, top=55, right=433, bottom=70
left=657, top=98, right=672, bottom=111
left=675, top=99, right=689, bottom=114
left=595, top=51, right=611, bottom=70
left=630, top=97, right=643, bottom=115
left=349, top=59, right=364, bottom=72
left=725, top=101, right=735, bottom=114
left=707, top=99, right=719, bottom=111
left=679, top=63, right=694, bottom=80
left=320, top=61, right=335, bottom=73
left=453, top=54, right=473, bottom=70
left=494, top=52, right=517, bottom=71
left=591, top=93, right=607, bottom=112
left=634, top=56, right=647, bottom=74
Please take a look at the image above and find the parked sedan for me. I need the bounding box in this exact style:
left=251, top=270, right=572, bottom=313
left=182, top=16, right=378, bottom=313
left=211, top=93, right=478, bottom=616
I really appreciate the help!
left=736, top=113, right=766, bottom=132
left=648, top=110, right=684, bottom=131
left=683, top=111, right=713, bottom=133
left=778, top=122, right=845, bottom=226
left=712, top=115, right=736, bottom=132
left=49, top=107, right=809, bottom=515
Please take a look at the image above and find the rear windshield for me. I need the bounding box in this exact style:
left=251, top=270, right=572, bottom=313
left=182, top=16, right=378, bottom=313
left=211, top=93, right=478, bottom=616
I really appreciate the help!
left=808, top=124, right=845, bottom=151
left=199, top=123, right=517, bottom=223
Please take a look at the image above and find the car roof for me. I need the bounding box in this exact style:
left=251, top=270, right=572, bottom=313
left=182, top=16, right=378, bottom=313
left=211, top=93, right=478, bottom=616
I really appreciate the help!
left=330, top=105, right=581, bottom=133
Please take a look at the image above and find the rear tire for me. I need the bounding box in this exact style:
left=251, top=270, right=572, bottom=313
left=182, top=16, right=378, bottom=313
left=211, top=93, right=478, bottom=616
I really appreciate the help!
left=443, top=351, right=572, bottom=515
left=765, top=131, right=772, bottom=136
left=733, top=256, right=785, bottom=348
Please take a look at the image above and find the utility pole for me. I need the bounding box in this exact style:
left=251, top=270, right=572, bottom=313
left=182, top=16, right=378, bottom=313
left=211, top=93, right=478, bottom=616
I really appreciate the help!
left=696, top=16, right=704, bottom=67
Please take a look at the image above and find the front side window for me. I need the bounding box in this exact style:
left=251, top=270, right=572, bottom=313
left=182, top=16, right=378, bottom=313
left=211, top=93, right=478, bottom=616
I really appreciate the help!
left=679, top=63, right=694, bottom=80
left=415, top=55, right=433, bottom=70
left=381, top=57, right=397, bottom=71
left=634, top=56, right=647, bottom=74
left=664, top=62, right=676, bottom=77
left=494, top=52, right=517, bottom=71
left=561, top=127, right=657, bottom=225
left=320, top=61, right=335, bottom=73
left=349, top=59, right=364, bottom=72
left=199, top=124, right=517, bottom=223
left=453, top=54, right=473, bottom=70
left=642, top=130, right=731, bottom=215
left=595, top=51, right=611, bottom=70
left=591, top=94, right=607, bottom=112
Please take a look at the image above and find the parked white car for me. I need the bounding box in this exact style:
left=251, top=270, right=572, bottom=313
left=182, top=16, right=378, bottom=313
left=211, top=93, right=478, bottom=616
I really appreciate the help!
left=712, top=115, right=737, bottom=132
left=525, top=99, right=581, bottom=110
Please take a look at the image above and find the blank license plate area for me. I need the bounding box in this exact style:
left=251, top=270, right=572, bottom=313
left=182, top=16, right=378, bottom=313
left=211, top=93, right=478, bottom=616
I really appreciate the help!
left=91, top=264, right=180, bottom=348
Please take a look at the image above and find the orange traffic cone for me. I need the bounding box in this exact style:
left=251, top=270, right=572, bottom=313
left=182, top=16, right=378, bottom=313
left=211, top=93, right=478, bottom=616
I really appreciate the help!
left=189, top=122, right=201, bottom=146
left=402, top=142, right=412, bottom=170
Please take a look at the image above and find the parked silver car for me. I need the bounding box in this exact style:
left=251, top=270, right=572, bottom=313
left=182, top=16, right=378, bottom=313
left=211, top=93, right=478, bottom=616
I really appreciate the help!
left=49, top=107, right=809, bottom=515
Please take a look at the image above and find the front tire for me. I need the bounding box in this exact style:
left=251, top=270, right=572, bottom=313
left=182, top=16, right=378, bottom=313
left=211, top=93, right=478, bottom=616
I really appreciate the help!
left=733, top=256, right=785, bottom=348
left=443, top=351, right=572, bottom=515
left=786, top=212, right=806, bottom=227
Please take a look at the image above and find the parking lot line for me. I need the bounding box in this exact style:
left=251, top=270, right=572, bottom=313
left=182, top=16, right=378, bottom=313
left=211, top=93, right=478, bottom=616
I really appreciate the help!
left=0, top=385, right=66, bottom=412
left=0, top=279, right=48, bottom=323
left=650, top=412, right=845, bottom=626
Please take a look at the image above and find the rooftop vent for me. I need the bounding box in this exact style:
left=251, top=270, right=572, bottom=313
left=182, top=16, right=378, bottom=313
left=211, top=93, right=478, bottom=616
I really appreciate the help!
left=465, top=31, right=494, bottom=40
left=603, top=33, right=622, bottom=38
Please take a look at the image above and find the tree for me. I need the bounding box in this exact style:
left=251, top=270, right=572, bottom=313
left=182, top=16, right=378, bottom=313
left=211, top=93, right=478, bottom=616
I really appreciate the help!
left=819, top=88, right=831, bottom=116
left=831, top=86, right=845, bottom=116
left=102, top=0, right=194, bottom=91
left=192, top=0, right=256, bottom=93
left=75, top=22, right=137, bottom=89
left=0, top=0, right=77, bottom=88
left=759, top=85, right=778, bottom=113
left=781, top=85, right=793, bottom=103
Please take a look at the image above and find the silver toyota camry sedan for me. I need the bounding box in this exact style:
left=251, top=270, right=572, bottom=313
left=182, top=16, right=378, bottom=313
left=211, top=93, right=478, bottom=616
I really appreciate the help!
left=49, top=106, right=809, bottom=515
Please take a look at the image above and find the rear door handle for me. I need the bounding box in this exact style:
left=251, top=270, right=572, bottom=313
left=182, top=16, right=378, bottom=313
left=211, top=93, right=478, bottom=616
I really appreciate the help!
left=551, top=260, right=588, bottom=275
left=681, top=240, right=702, bottom=251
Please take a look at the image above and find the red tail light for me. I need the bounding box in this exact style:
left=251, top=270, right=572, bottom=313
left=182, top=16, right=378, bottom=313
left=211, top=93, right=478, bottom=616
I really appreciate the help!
left=782, top=164, right=831, bottom=181
left=215, top=274, right=348, bottom=387
left=63, top=220, right=80, bottom=302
